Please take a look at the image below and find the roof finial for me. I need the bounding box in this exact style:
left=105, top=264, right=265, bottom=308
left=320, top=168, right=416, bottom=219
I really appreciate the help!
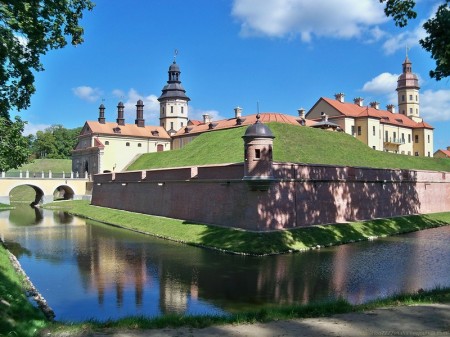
left=173, top=49, right=178, bottom=63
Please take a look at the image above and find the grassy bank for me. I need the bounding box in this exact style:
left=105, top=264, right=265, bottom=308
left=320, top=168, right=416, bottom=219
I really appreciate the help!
left=128, top=123, right=450, bottom=172
left=0, top=243, right=47, bottom=337
left=42, top=287, right=450, bottom=335
left=44, top=200, right=450, bottom=255
left=7, top=158, right=72, bottom=174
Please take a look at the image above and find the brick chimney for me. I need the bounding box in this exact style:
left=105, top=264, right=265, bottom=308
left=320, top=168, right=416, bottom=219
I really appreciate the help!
left=353, top=97, right=364, bottom=107
left=135, top=99, right=145, bottom=127
left=203, top=114, right=211, bottom=124
left=369, top=101, right=380, bottom=110
left=386, top=104, right=396, bottom=113
left=98, top=104, right=106, bottom=124
left=116, top=102, right=125, bottom=126
left=335, top=93, right=345, bottom=103
left=234, top=106, right=242, bottom=118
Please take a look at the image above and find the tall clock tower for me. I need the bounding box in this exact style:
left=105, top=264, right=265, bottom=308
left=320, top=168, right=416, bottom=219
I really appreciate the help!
left=397, top=55, right=421, bottom=122
left=158, top=59, right=190, bottom=135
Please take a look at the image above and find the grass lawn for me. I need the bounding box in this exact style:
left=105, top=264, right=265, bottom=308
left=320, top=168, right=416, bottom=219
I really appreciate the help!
left=128, top=123, right=450, bottom=172
left=6, top=159, right=72, bottom=175
left=0, top=244, right=47, bottom=337
left=45, top=200, right=450, bottom=255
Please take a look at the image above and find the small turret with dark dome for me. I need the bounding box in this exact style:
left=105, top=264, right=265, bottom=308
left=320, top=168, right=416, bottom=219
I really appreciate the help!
left=242, top=114, right=275, bottom=184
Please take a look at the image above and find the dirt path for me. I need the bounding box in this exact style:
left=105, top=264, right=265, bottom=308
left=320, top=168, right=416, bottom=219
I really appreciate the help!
left=89, top=303, right=450, bottom=337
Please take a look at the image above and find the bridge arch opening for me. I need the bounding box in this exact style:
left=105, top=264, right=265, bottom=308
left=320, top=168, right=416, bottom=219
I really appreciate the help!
left=53, top=185, right=75, bottom=201
left=9, top=185, right=45, bottom=205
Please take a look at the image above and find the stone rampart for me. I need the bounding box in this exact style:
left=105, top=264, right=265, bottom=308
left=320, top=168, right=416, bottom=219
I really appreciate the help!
left=91, top=162, right=450, bottom=231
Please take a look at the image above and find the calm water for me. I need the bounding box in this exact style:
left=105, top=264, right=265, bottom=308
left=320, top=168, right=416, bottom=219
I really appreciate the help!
left=1, top=204, right=450, bottom=322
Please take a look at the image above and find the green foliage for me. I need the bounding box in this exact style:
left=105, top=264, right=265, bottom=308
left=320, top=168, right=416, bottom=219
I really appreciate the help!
left=380, top=0, right=417, bottom=27
left=0, top=244, right=47, bottom=336
left=30, top=125, right=81, bottom=159
left=0, top=116, right=31, bottom=171
left=0, top=0, right=95, bottom=118
left=128, top=123, right=450, bottom=172
left=380, top=0, right=450, bottom=80
left=420, top=1, right=450, bottom=80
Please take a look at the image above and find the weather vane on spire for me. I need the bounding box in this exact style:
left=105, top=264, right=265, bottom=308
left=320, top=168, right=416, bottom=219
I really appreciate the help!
left=174, top=49, right=178, bottom=63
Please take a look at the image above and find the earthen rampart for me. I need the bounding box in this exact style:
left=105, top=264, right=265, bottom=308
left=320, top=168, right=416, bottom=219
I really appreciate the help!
left=91, top=162, right=450, bottom=231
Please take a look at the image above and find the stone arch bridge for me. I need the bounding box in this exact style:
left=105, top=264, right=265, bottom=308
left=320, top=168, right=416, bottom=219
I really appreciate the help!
left=0, top=171, right=91, bottom=205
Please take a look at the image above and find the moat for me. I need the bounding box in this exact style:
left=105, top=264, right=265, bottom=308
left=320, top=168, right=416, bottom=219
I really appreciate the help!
left=1, top=204, right=450, bottom=322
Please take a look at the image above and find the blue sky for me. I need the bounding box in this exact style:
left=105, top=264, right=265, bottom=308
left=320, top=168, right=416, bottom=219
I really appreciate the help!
left=19, top=0, right=449, bottom=151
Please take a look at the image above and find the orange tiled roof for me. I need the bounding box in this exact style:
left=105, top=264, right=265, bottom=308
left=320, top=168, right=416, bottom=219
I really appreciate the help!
left=174, top=113, right=314, bottom=137
left=436, top=149, right=450, bottom=157
left=320, top=97, right=433, bottom=129
left=83, top=121, right=171, bottom=139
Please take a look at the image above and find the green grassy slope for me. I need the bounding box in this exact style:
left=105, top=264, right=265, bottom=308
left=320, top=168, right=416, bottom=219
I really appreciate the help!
left=7, top=159, right=72, bottom=173
left=128, top=123, right=450, bottom=171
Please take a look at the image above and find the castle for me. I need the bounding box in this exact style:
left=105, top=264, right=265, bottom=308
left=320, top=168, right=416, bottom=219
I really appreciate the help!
left=72, top=56, right=434, bottom=176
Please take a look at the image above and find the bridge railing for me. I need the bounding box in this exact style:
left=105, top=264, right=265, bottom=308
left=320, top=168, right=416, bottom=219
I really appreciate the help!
left=1, top=171, right=90, bottom=179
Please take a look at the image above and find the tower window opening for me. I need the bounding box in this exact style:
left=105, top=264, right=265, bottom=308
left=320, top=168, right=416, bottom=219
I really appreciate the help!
left=171, top=106, right=174, bottom=113
left=402, top=95, right=405, bottom=102
left=409, top=94, right=413, bottom=101
left=255, top=149, right=261, bottom=159
left=415, top=135, right=419, bottom=143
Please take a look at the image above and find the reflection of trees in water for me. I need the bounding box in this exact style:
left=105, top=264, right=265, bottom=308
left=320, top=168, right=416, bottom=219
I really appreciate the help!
left=8, top=204, right=43, bottom=226
left=53, top=211, right=74, bottom=224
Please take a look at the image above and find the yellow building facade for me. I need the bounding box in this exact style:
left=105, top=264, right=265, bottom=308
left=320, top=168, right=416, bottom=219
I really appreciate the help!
left=306, top=57, right=434, bottom=157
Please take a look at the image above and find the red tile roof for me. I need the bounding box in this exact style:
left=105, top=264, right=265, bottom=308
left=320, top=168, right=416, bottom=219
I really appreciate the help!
left=83, top=121, right=171, bottom=139
left=319, top=97, right=433, bottom=129
left=173, top=113, right=314, bottom=137
left=436, top=149, right=450, bottom=157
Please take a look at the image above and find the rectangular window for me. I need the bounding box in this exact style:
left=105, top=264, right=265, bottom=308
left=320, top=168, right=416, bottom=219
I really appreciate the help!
left=427, top=135, right=430, bottom=143
left=402, top=95, right=405, bottom=102
left=385, top=130, right=388, bottom=141
left=171, top=106, right=174, bottom=113
left=357, top=126, right=362, bottom=136
left=181, top=106, right=184, bottom=114
left=415, top=135, right=419, bottom=143
left=351, top=126, right=355, bottom=136
left=408, top=134, right=411, bottom=143
left=372, top=146, right=376, bottom=150
left=170, top=122, right=174, bottom=129
left=401, top=133, right=405, bottom=143
left=409, top=94, right=413, bottom=100
left=410, top=108, right=413, bottom=114
left=255, top=149, right=261, bottom=159
left=428, top=152, right=431, bottom=157
left=372, top=126, right=375, bottom=136
left=393, top=131, right=397, bottom=140
left=415, top=152, right=419, bottom=156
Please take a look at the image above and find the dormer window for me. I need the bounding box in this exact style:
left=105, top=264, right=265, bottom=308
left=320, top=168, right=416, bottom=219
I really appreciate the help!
left=113, top=127, right=121, bottom=133
left=151, top=130, right=159, bottom=136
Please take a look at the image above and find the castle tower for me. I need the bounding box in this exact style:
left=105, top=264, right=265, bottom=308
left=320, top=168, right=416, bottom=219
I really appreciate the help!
left=158, top=59, right=190, bottom=135
left=242, top=114, right=275, bottom=184
left=397, top=55, right=421, bottom=122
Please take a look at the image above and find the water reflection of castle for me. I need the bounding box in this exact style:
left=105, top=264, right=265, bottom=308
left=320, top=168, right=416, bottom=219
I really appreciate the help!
left=4, top=209, right=427, bottom=316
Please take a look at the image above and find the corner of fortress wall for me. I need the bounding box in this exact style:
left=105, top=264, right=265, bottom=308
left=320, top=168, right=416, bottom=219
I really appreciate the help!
left=91, top=164, right=450, bottom=231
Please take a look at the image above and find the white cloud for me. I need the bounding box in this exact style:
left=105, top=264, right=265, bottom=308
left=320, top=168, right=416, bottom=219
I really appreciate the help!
left=188, top=107, right=227, bottom=123
left=362, top=72, right=399, bottom=94
left=22, top=123, right=51, bottom=136
left=382, top=23, right=426, bottom=55
left=231, top=0, right=388, bottom=42
left=72, top=86, right=102, bottom=102
left=420, top=89, right=450, bottom=122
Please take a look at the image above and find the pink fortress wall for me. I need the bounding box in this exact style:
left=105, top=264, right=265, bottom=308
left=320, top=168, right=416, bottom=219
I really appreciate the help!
left=91, top=163, right=450, bottom=231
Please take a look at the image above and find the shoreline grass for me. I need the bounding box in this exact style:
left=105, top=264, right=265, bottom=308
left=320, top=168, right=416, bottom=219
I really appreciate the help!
left=41, top=286, right=450, bottom=335
left=0, top=242, right=47, bottom=337
left=44, top=200, right=450, bottom=256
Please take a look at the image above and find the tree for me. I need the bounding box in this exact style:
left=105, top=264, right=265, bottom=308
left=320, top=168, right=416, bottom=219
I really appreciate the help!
left=0, top=117, right=31, bottom=171
left=380, top=0, right=450, bottom=80
left=0, top=0, right=95, bottom=118
left=31, top=125, right=81, bottom=159
left=0, top=0, right=94, bottom=169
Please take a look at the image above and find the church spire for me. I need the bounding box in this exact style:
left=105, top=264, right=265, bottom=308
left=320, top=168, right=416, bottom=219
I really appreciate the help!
left=396, top=55, right=421, bottom=122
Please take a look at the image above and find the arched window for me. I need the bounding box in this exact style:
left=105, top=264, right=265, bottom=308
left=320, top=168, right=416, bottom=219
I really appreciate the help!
left=138, top=143, right=142, bottom=147
left=105, top=141, right=109, bottom=145
left=126, top=142, right=130, bottom=146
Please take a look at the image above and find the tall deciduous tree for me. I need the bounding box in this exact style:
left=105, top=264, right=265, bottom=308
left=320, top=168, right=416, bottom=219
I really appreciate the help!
left=0, top=117, right=30, bottom=171
left=32, top=125, right=81, bottom=159
left=0, top=0, right=94, bottom=169
left=380, top=0, right=450, bottom=80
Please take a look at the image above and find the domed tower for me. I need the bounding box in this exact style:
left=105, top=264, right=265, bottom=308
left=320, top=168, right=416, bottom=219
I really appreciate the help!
left=397, top=55, right=421, bottom=122
left=158, top=60, right=190, bottom=135
left=242, top=114, right=275, bottom=186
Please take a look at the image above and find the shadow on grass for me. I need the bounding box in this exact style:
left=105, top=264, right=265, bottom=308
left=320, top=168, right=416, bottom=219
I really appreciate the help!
left=195, top=214, right=450, bottom=255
